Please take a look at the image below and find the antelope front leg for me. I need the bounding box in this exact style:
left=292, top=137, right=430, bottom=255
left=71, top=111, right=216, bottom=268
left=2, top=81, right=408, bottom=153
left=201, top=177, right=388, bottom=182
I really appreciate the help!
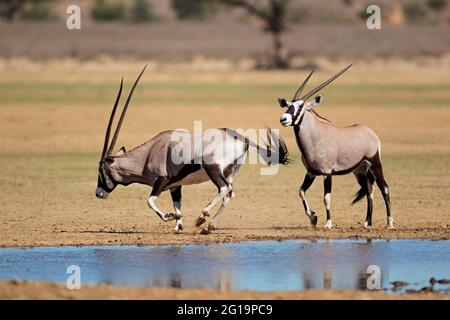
left=299, top=172, right=317, bottom=227
left=170, top=186, right=183, bottom=233
left=323, top=175, right=333, bottom=230
left=207, top=190, right=233, bottom=231
left=148, top=176, right=180, bottom=222
left=196, top=185, right=231, bottom=228
left=196, top=165, right=231, bottom=230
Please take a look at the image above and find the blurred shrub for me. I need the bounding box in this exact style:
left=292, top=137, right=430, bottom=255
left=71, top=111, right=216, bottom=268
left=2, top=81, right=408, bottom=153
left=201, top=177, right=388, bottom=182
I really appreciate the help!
left=341, top=0, right=354, bottom=6
left=403, top=1, right=428, bottom=22
left=358, top=7, right=369, bottom=21
left=289, top=8, right=309, bottom=24
left=0, top=0, right=57, bottom=22
left=92, top=0, right=125, bottom=21
left=171, top=0, right=219, bottom=21
left=427, top=0, right=447, bottom=11
left=130, top=0, right=156, bottom=23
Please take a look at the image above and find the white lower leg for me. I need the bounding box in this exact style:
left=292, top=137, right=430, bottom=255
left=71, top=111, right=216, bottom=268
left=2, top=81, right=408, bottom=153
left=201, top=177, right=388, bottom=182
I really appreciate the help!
left=364, top=191, right=374, bottom=229
left=384, top=187, right=394, bottom=229
left=147, top=195, right=168, bottom=221
left=210, top=194, right=231, bottom=228
left=202, top=186, right=230, bottom=216
left=300, top=189, right=316, bottom=225
left=173, top=201, right=183, bottom=232
left=324, top=192, right=332, bottom=230
left=387, top=216, right=395, bottom=229
left=175, top=218, right=183, bottom=232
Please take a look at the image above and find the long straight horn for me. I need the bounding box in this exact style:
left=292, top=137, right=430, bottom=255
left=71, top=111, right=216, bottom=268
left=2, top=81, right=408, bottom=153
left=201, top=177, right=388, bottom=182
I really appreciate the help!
left=101, top=78, right=123, bottom=161
left=301, top=64, right=352, bottom=102
left=107, top=65, right=147, bottom=156
left=292, top=69, right=314, bottom=101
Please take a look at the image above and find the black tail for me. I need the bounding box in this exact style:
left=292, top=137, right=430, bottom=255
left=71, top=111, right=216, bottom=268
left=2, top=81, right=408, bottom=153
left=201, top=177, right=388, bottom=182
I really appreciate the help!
left=351, top=170, right=375, bottom=205
left=259, top=128, right=290, bottom=165
left=227, top=128, right=290, bottom=166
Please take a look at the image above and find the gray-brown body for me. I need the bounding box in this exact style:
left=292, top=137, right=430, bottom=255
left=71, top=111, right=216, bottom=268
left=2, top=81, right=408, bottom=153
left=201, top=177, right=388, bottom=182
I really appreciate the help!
left=278, top=65, right=393, bottom=230
left=96, top=67, right=289, bottom=234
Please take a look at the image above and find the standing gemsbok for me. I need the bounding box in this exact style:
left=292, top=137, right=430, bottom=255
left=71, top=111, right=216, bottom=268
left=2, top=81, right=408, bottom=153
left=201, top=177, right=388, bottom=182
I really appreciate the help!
left=278, top=65, right=393, bottom=230
left=96, top=66, right=289, bottom=234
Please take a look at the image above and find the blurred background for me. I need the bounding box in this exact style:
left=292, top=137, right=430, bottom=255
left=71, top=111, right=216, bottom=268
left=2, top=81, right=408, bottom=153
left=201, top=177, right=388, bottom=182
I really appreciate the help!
left=1, top=0, right=450, bottom=66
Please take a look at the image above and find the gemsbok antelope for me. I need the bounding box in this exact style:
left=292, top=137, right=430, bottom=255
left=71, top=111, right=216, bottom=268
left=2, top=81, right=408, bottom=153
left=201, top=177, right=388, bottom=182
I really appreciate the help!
left=96, top=66, right=289, bottom=234
left=278, top=65, right=393, bottom=230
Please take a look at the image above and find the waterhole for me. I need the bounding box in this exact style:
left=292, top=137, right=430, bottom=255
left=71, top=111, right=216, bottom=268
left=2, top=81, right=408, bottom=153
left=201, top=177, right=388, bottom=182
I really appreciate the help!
left=1, top=239, right=449, bottom=294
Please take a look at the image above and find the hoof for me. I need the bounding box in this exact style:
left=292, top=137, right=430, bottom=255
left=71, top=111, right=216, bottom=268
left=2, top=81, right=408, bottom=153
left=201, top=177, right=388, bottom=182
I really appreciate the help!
left=174, top=222, right=183, bottom=233
left=165, top=212, right=182, bottom=221
left=324, top=220, right=333, bottom=230
left=387, top=217, right=395, bottom=230
left=199, top=227, right=210, bottom=235
left=364, top=221, right=372, bottom=229
left=195, top=216, right=207, bottom=227
left=310, top=213, right=318, bottom=228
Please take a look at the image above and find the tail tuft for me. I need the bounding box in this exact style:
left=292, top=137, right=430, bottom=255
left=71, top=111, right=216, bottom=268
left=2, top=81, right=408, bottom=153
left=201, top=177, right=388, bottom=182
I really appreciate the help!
left=351, top=188, right=366, bottom=205
left=351, top=170, right=375, bottom=205
left=264, top=128, right=290, bottom=165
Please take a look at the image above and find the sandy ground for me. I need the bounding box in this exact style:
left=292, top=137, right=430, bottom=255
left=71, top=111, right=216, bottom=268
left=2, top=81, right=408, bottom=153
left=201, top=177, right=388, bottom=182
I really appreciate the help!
left=0, top=280, right=447, bottom=300
left=0, top=59, right=449, bottom=248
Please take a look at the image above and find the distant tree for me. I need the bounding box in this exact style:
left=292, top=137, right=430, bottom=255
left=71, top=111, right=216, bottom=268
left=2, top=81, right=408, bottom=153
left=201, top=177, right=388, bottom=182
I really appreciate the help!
left=218, top=0, right=291, bottom=69
left=0, top=0, right=57, bottom=22
left=427, top=0, right=447, bottom=12
left=91, top=0, right=125, bottom=22
left=19, top=0, right=57, bottom=21
left=403, top=1, right=428, bottom=23
left=171, top=0, right=219, bottom=21
left=0, top=0, right=25, bottom=21
left=341, top=0, right=354, bottom=6
left=131, top=0, right=155, bottom=23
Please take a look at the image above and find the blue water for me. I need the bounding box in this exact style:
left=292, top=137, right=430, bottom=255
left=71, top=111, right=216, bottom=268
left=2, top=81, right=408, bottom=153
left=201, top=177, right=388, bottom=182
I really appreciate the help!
left=0, top=239, right=449, bottom=293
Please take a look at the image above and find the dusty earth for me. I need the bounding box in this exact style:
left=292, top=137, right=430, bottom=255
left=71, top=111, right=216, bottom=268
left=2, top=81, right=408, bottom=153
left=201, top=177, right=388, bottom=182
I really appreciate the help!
left=0, top=280, right=448, bottom=300
left=0, top=59, right=449, bottom=299
left=0, top=59, right=449, bottom=247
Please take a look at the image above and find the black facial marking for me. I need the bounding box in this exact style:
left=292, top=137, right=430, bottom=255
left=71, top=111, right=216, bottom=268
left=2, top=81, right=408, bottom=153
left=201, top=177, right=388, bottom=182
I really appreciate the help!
left=97, top=163, right=117, bottom=192
left=285, top=103, right=303, bottom=124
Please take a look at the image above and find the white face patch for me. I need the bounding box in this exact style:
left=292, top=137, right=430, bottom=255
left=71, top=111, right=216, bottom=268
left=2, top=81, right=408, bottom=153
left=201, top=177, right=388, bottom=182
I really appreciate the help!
left=292, top=100, right=304, bottom=108
left=280, top=113, right=292, bottom=126
left=280, top=100, right=303, bottom=126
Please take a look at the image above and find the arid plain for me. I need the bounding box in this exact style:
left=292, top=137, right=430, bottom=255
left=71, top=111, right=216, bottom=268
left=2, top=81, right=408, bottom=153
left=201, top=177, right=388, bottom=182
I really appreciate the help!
left=0, top=58, right=449, bottom=248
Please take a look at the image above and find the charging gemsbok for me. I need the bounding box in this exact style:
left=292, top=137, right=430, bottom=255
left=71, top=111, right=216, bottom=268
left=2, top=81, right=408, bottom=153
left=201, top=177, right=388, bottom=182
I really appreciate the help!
left=278, top=65, right=393, bottom=230
left=96, top=66, right=289, bottom=234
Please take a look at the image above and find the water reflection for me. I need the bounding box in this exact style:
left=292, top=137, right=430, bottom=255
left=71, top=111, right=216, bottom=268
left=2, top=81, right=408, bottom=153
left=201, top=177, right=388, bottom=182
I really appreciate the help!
left=0, top=240, right=449, bottom=293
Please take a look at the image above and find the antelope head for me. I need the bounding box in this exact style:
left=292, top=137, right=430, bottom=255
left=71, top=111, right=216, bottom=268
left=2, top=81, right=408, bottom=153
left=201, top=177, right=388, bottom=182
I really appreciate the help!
left=96, top=66, right=146, bottom=199
left=279, top=64, right=352, bottom=127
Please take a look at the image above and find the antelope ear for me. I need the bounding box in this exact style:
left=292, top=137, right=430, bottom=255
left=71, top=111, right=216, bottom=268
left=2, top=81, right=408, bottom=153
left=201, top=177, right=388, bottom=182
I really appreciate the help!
left=278, top=98, right=288, bottom=108
left=116, top=146, right=126, bottom=156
